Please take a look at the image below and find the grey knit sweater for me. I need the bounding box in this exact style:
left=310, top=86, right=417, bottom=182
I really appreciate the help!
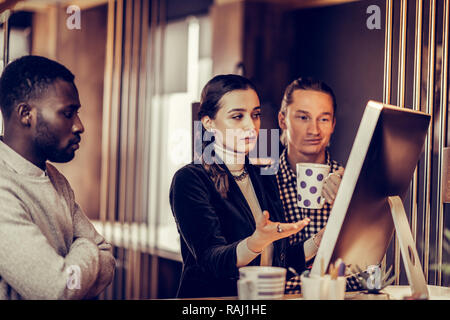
left=0, top=139, right=115, bottom=299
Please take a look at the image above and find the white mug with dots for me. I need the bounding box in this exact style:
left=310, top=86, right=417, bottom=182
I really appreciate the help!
left=296, top=163, right=330, bottom=209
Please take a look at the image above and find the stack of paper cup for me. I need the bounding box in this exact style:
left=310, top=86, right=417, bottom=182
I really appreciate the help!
left=327, top=277, right=346, bottom=300
left=300, top=274, right=330, bottom=300
left=300, top=274, right=346, bottom=300
left=237, top=266, right=287, bottom=300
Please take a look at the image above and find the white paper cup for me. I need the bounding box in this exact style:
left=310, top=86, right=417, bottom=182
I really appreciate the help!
left=300, top=274, right=330, bottom=300
left=238, top=266, right=286, bottom=300
left=327, top=277, right=346, bottom=300
left=296, top=163, right=331, bottom=209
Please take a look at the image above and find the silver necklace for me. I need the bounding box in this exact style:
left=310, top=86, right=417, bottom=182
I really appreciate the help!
left=232, top=168, right=249, bottom=181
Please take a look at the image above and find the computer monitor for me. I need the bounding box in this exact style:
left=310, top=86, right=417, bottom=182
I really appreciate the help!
left=311, top=101, right=430, bottom=296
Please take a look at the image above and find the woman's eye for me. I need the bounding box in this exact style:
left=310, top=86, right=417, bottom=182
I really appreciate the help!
left=252, top=112, right=261, bottom=118
left=319, top=118, right=330, bottom=122
left=232, top=114, right=243, bottom=120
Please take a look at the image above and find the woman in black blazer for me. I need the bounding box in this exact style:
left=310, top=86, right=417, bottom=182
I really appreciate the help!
left=169, top=74, right=310, bottom=298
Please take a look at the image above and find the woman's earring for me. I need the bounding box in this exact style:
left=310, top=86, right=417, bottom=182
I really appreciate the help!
left=208, top=128, right=216, bottom=141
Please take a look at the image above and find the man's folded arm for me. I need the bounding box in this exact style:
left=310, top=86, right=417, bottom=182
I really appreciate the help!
left=72, top=202, right=115, bottom=298
left=0, top=194, right=101, bottom=300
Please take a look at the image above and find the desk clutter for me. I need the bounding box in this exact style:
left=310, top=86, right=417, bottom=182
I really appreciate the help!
left=237, top=260, right=450, bottom=300
left=300, top=258, right=347, bottom=300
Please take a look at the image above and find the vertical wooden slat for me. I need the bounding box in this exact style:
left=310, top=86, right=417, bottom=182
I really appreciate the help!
left=120, top=0, right=132, bottom=227
left=99, top=0, right=116, bottom=299
left=423, top=0, right=437, bottom=283
left=110, top=0, right=123, bottom=233
left=142, top=0, right=157, bottom=298
left=411, top=0, right=423, bottom=247
left=148, top=0, right=160, bottom=251
left=381, top=0, right=393, bottom=278
left=0, top=9, right=10, bottom=136
left=2, top=9, right=10, bottom=67
left=141, top=0, right=157, bottom=298
left=394, top=0, right=408, bottom=285
left=397, top=0, right=408, bottom=108
left=100, top=0, right=116, bottom=239
left=110, top=0, right=124, bottom=298
left=48, top=5, right=59, bottom=60
left=136, top=0, right=150, bottom=298
left=128, top=0, right=141, bottom=222
left=128, top=0, right=142, bottom=299
left=436, top=0, right=449, bottom=286
left=149, top=0, right=166, bottom=299
left=383, top=0, right=394, bottom=105
left=136, top=0, right=149, bottom=231
left=121, top=0, right=133, bottom=299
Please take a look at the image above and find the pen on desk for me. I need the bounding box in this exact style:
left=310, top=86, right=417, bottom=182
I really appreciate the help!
left=329, top=264, right=337, bottom=280
left=338, top=261, right=346, bottom=277
left=320, top=258, right=324, bottom=277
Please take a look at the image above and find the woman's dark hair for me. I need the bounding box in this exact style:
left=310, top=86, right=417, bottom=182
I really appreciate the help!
left=279, top=77, right=337, bottom=146
left=197, top=74, right=257, bottom=198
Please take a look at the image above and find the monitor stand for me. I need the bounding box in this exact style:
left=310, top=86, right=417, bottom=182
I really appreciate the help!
left=388, top=196, right=429, bottom=298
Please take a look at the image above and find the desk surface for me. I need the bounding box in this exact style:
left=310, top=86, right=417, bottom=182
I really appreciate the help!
left=380, top=285, right=450, bottom=300
left=296, top=285, right=450, bottom=300
left=188, top=285, right=450, bottom=300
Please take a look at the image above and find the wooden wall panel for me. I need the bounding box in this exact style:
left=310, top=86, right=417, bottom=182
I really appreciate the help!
left=31, top=4, right=107, bottom=220
left=210, top=1, right=243, bottom=75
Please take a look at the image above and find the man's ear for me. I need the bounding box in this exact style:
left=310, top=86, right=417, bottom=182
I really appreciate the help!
left=278, top=112, right=287, bottom=130
left=17, top=103, right=33, bottom=127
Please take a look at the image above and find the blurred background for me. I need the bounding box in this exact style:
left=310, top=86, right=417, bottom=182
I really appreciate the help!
left=0, top=0, right=448, bottom=298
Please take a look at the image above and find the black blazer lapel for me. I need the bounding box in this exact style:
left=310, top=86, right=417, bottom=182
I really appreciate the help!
left=215, top=161, right=256, bottom=229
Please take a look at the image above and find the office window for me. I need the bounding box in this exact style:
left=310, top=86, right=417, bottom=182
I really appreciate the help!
left=0, top=27, right=31, bottom=134
left=147, top=15, right=212, bottom=255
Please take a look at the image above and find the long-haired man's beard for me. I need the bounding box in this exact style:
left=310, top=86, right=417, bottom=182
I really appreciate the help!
left=34, top=117, right=75, bottom=163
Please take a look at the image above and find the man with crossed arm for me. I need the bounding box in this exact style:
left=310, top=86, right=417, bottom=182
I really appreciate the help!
left=0, top=55, right=115, bottom=299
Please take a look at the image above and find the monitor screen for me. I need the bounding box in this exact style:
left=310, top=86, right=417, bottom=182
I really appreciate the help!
left=311, top=101, right=430, bottom=280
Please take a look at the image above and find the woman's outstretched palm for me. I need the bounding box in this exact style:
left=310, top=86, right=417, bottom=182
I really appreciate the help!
left=247, top=210, right=310, bottom=253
